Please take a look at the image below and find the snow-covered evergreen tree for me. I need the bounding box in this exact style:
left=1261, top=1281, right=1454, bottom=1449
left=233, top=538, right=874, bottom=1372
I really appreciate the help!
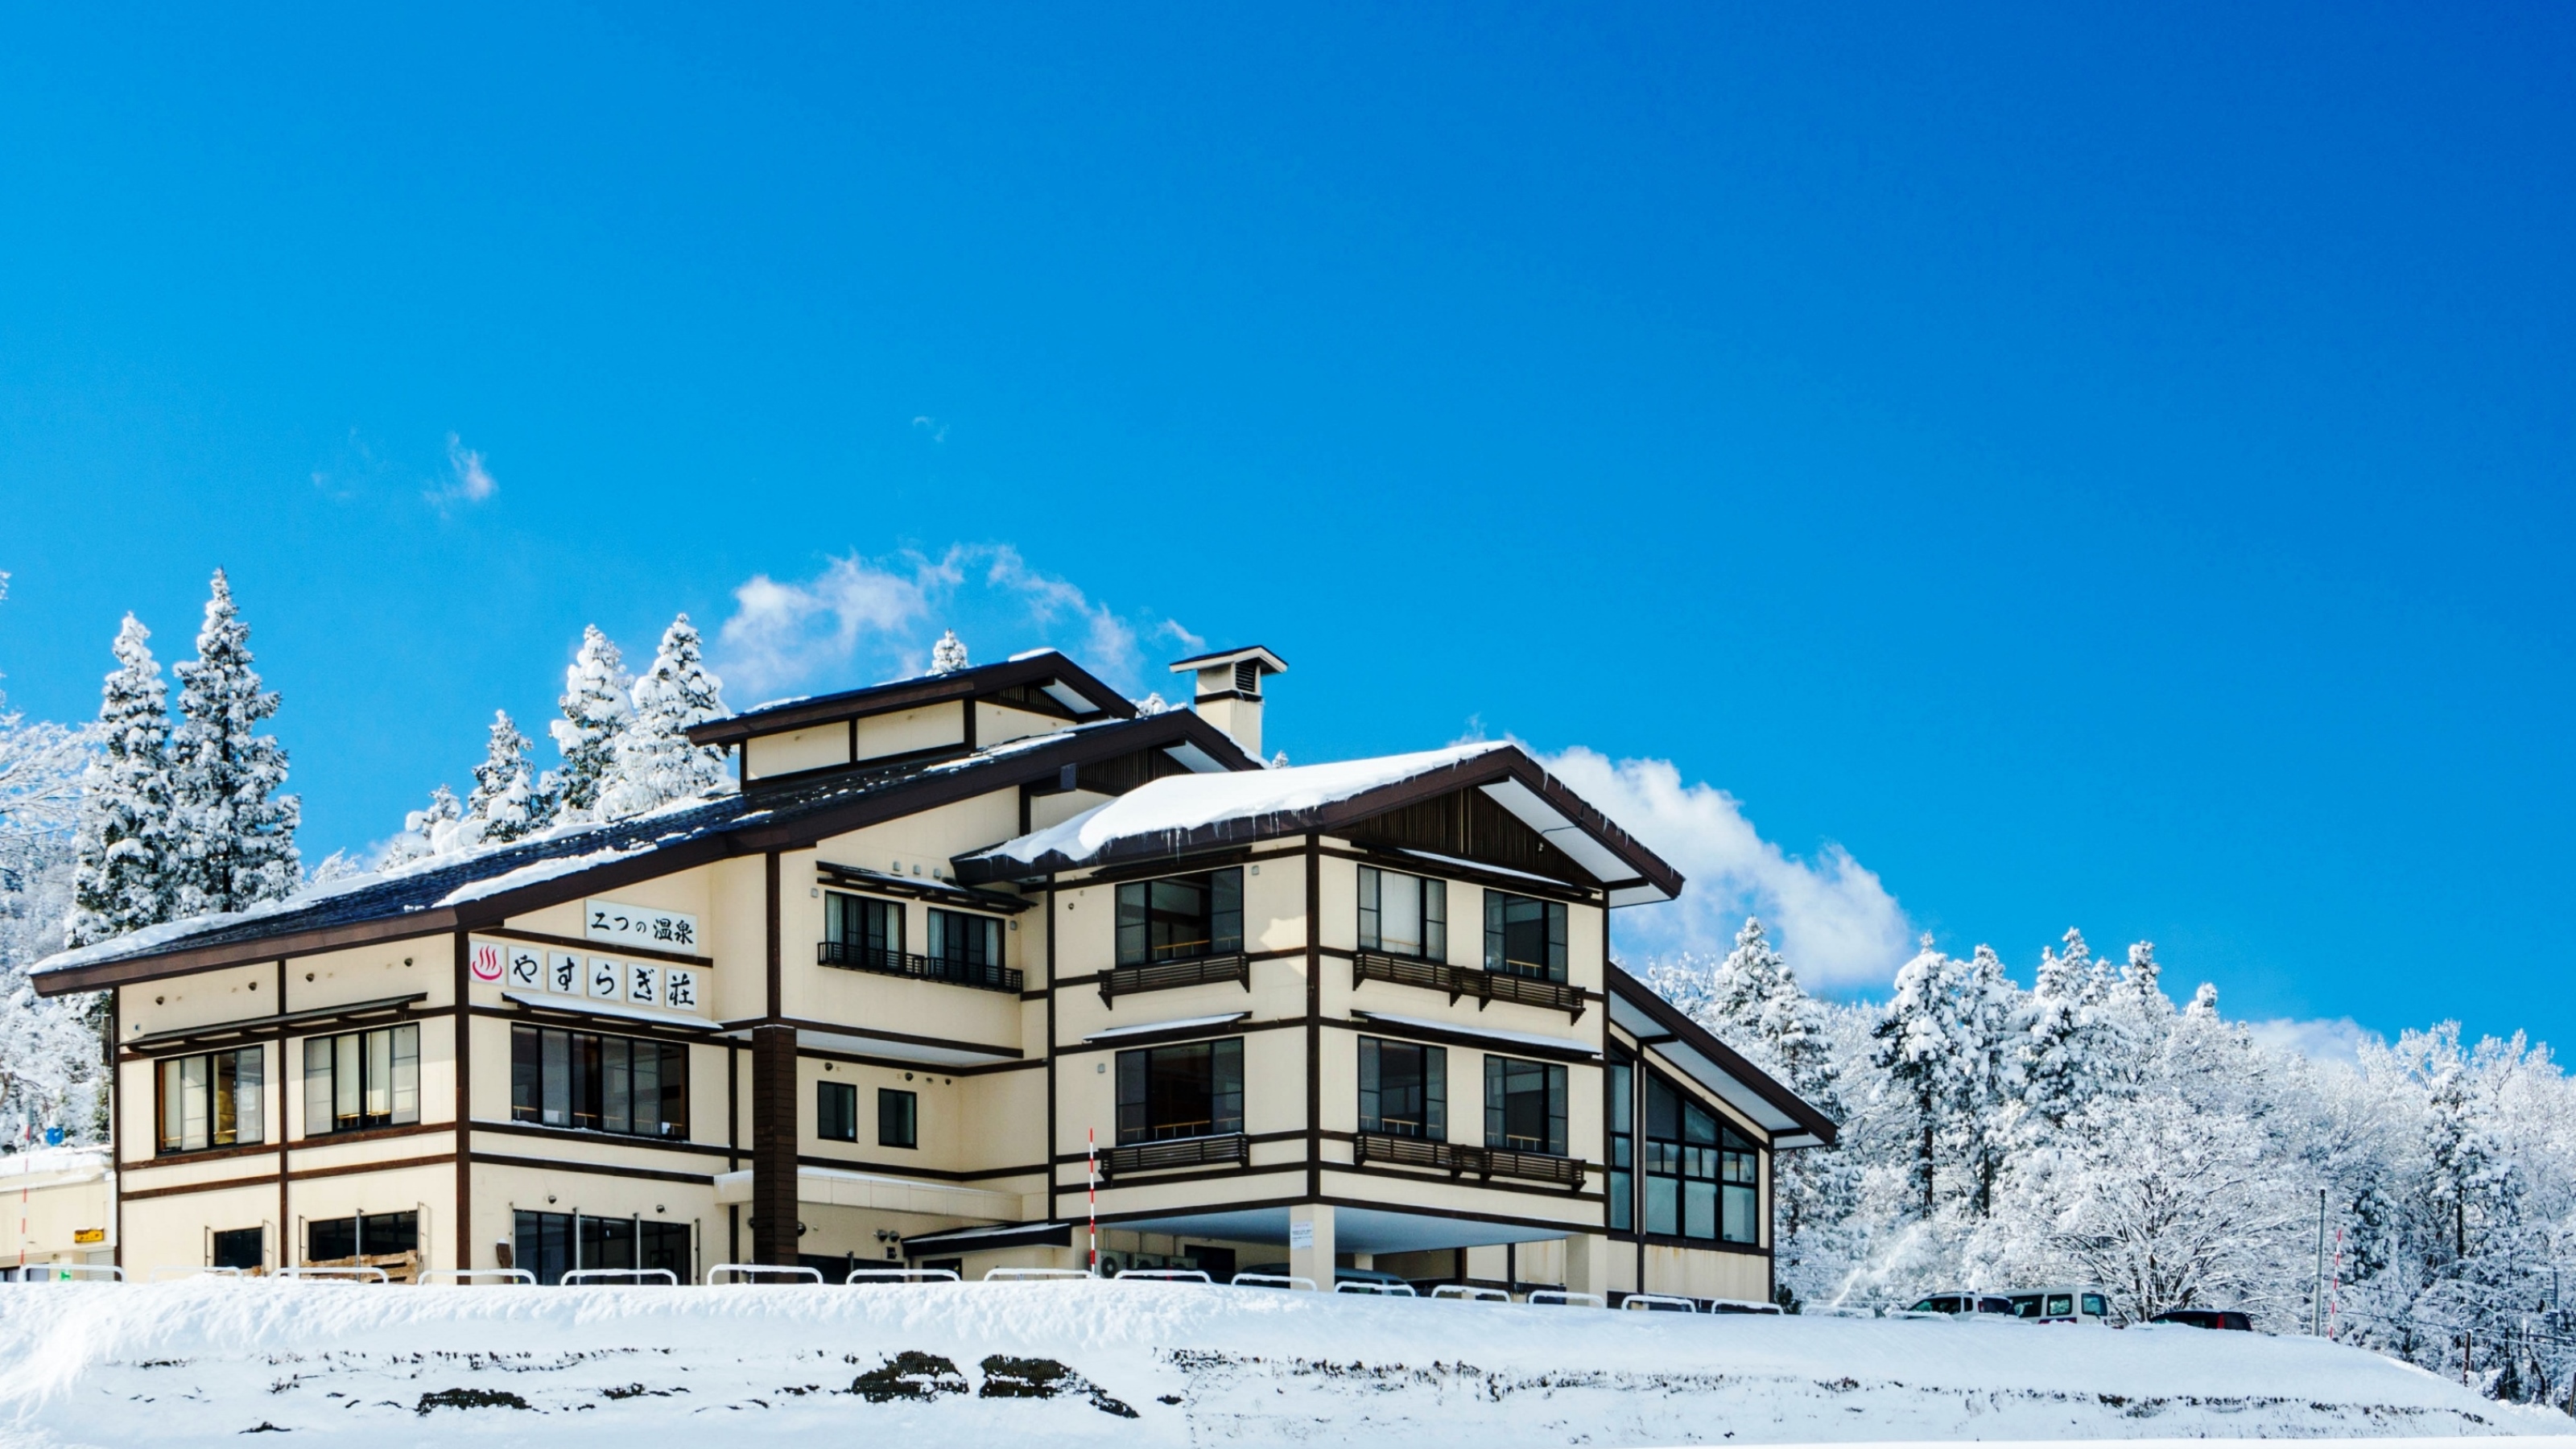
left=1872, top=938, right=1972, bottom=1215
left=0, top=582, right=107, bottom=1146
left=929, top=629, right=968, bottom=675
left=381, top=784, right=463, bottom=867
left=597, top=614, right=730, bottom=820
left=548, top=625, right=631, bottom=820
left=165, top=571, right=299, bottom=916
left=67, top=615, right=174, bottom=947
left=464, top=710, right=548, bottom=844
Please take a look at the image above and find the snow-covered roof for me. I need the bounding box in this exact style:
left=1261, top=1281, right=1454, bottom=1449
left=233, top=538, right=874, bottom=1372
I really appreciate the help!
left=686, top=649, right=1136, bottom=746
left=958, top=741, right=1685, bottom=905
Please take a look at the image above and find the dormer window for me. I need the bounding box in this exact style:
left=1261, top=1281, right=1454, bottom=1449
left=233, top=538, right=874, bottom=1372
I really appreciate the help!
left=1484, top=891, right=1567, bottom=982
left=1357, top=866, right=1446, bottom=960
left=1115, top=867, right=1244, bottom=964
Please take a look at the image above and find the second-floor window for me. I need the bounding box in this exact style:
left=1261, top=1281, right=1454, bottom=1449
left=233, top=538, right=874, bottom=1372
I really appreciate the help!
left=879, top=1088, right=918, bottom=1149
left=1116, top=868, right=1243, bottom=964
left=824, top=893, right=903, bottom=960
left=1645, top=1075, right=1759, bottom=1244
left=1484, top=1055, right=1567, bottom=1156
left=1607, top=1054, right=1635, bottom=1232
left=303, top=1024, right=419, bottom=1135
left=926, top=909, right=1002, bottom=971
left=1358, top=1036, right=1445, bottom=1139
left=1115, top=1038, right=1243, bottom=1143
left=510, top=1025, right=688, bottom=1138
left=818, top=1080, right=857, bottom=1141
left=158, top=1047, right=263, bottom=1154
left=1484, top=891, right=1567, bottom=980
left=1357, top=867, right=1446, bottom=960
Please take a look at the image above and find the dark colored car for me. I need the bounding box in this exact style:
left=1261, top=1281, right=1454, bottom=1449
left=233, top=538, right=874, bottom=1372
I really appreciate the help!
left=2149, top=1308, right=2254, bottom=1331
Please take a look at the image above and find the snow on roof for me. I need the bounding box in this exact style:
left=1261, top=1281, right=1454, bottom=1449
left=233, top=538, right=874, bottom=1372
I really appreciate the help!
left=0, top=1146, right=109, bottom=1181
left=976, top=742, right=1511, bottom=867
left=1082, top=1012, right=1251, bottom=1042
left=1349, top=1010, right=1601, bottom=1058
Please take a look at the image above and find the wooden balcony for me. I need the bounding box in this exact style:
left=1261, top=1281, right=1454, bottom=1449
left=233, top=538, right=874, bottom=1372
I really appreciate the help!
left=1100, top=1133, right=1248, bottom=1179
left=816, top=941, right=1023, bottom=994
left=1353, top=1132, right=1587, bottom=1190
left=1099, top=953, right=1251, bottom=1007
left=1350, top=951, right=1586, bottom=1021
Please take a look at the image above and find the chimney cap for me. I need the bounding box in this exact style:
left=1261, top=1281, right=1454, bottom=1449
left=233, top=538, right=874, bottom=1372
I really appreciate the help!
left=1167, top=645, right=1287, bottom=677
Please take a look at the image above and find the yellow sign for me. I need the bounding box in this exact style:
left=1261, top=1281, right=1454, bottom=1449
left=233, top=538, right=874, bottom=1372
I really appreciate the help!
left=72, top=1228, right=104, bottom=1245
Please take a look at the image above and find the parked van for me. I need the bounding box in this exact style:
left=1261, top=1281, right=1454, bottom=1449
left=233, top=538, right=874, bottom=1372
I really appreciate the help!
left=1905, top=1291, right=2014, bottom=1317
left=2007, top=1287, right=2114, bottom=1323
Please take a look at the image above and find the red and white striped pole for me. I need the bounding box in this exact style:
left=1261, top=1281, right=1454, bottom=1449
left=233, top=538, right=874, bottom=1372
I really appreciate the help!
left=1086, top=1128, right=1099, bottom=1276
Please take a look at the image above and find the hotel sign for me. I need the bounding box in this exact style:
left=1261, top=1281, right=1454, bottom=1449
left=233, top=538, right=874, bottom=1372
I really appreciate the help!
left=484, top=937, right=705, bottom=1018
left=584, top=898, right=702, bottom=953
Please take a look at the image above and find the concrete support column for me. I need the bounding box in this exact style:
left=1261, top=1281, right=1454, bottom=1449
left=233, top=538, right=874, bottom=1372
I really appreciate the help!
left=1563, top=1232, right=1609, bottom=1300
left=1288, top=1203, right=1335, bottom=1288
left=751, top=1024, right=799, bottom=1266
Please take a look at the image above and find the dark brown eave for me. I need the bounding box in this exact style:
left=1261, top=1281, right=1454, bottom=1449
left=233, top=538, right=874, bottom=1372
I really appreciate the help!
left=955, top=745, right=1685, bottom=903
left=1608, top=965, right=1839, bottom=1147
left=34, top=711, right=1257, bottom=997
left=687, top=651, right=1134, bottom=747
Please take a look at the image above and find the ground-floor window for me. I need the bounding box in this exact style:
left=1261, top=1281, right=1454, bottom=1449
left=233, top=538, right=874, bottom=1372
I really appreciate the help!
left=1607, top=1055, right=1635, bottom=1232
left=307, top=1210, right=417, bottom=1263
left=512, top=1209, right=691, bottom=1285
left=211, top=1225, right=265, bottom=1270
left=1645, top=1075, right=1761, bottom=1244
left=302, top=1024, right=419, bottom=1135
left=1484, top=1055, right=1567, bottom=1155
left=1358, top=1036, right=1446, bottom=1139
left=1115, top=1038, right=1243, bottom=1143
left=510, top=1025, right=688, bottom=1138
left=158, top=1046, right=263, bottom=1153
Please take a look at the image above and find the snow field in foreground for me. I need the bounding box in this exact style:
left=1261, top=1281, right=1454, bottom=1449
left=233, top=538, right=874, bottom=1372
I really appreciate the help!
left=0, top=1278, right=2560, bottom=1448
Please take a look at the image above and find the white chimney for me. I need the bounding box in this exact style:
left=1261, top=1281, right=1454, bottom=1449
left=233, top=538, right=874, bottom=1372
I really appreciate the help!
left=1169, top=646, right=1287, bottom=761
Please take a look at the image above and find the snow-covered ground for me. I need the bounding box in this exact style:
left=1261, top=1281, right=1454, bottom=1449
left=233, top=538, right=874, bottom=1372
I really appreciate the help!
left=0, top=1278, right=2561, bottom=1448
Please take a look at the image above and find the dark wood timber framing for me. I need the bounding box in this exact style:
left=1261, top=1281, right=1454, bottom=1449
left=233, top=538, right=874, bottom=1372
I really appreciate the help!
left=685, top=650, right=1134, bottom=746
left=275, top=958, right=287, bottom=1270
left=1606, top=967, right=1839, bottom=1146
left=452, top=929, right=472, bottom=1272
left=750, top=1025, right=797, bottom=1265
left=1043, top=884, right=1059, bottom=1222
left=1304, top=834, right=1321, bottom=1200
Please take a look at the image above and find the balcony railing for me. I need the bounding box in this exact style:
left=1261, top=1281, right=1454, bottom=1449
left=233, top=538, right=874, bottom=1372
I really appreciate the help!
left=1354, top=1131, right=1587, bottom=1190
left=1100, top=1133, right=1248, bottom=1179
left=817, top=941, right=1022, bottom=995
left=1099, top=953, right=1251, bottom=1006
left=1350, top=951, right=1586, bottom=1021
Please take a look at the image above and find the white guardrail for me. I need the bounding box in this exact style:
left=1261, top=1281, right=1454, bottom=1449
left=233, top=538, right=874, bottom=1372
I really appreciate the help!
left=982, top=1266, right=1093, bottom=1281
left=562, top=1268, right=678, bottom=1286
left=1430, top=1284, right=1513, bottom=1302
left=847, top=1268, right=963, bottom=1283
left=279, top=1266, right=390, bottom=1283
left=1620, top=1292, right=1699, bottom=1312
left=420, top=1269, right=538, bottom=1285
left=1113, top=1268, right=1212, bottom=1282
left=705, top=1264, right=823, bottom=1285
left=1333, top=1280, right=1417, bottom=1296
left=1525, top=1289, right=1606, bottom=1307
left=1229, top=1272, right=1319, bottom=1290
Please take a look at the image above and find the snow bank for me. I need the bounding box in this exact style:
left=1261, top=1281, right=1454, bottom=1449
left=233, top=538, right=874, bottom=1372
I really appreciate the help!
left=0, top=1277, right=2553, bottom=1448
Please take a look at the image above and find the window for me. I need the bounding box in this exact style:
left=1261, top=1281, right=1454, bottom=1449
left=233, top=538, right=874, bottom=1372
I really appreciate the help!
left=1645, top=1075, right=1760, bottom=1244
left=509, top=1026, right=688, bottom=1138
left=878, top=1088, right=918, bottom=1149
left=300, top=1025, right=418, bottom=1136
left=513, top=1210, right=691, bottom=1286
left=1483, top=891, right=1567, bottom=980
left=1607, top=1055, right=1635, bottom=1232
left=1484, top=1055, right=1567, bottom=1156
left=926, top=909, right=1002, bottom=971
left=817, top=1080, right=857, bottom=1141
left=2081, top=1293, right=2107, bottom=1319
left=157, top=1047, right=264, bottom=1153
left=306, top=1210, right=417, bottom=1263
left=1115, top=1038, right=1244, bottom=1144
left=824, top=893, right=903, bottom=958
left=1358, top=1038, right=1445, bottom=1139
left=211, top=1226, right=265, bottom=1271
left=1357, top=867, right=1446, bottom=960
left=1115, top=868, right=1243, bottom=964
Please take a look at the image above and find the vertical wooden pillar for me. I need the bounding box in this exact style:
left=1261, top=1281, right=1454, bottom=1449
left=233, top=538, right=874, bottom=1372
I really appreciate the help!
left=751, top=1024, right=799, bottom=1265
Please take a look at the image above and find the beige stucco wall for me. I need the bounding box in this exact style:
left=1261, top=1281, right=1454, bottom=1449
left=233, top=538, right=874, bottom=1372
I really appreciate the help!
left=855, top=705, right=965, bottom=762
left=744, top=723, right=850, bottom=779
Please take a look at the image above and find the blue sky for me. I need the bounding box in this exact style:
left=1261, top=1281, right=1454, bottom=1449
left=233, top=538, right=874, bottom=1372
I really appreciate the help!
left=2, top=5, right=2570, bottom=1048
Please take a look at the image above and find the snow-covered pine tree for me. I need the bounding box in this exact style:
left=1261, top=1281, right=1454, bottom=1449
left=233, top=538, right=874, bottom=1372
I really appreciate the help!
left=166, top=571, right=299, bottom=917
left=68, top=616, right=175, bottom=947
left=548, top=625, right=631, bottom=820
left=597, top=614, right=730, bottom=821
left=381, top=784, right=463, bottom=867
left=2019, top=928, right=2132, bottom=1135
left=464, top=710, right=549, bottom=844
left=1872, top=937, right=1971, bottom=1215
left=929, top=629, right=968, bottom=675
left=1956, top=943, right=2025, bottom=1216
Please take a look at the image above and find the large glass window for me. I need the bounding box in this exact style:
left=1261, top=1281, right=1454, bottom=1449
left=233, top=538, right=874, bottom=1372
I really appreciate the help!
left=1357, top=867, right=1447, bottom=960
left=1115, top=1038, right=1244, bottom=1144
left=817, top=1080, right=857, bottom=1141
left=157, top=1047, right=263, bottom=1154
left=509, top=1025, right=688, bottom=1138
left=1483, top=892, right=1567, bottom=980
left=926, top=909, right=1002, bottom=971
left=1607, top=1055, right=1635, bottom=1233
left=513, top=1209, right=691, bottom=1285
left=211, top=1226, right=265, bottom=1271
left=306, top=1210, right=417, bottom=1263
left=1358, top=1037, right=1446, bottom=1139
left=301, top=1025, right=417, bottom=1135
left=1645, top=1075, right=1761, bottom=1244
left=878, top=1088, right=918, bottom=1149
left=824, top=893, right=903, bottom=959
left=1484, top=1055, right=1567, bottom=1156
left=1115, top=868, right=1244, bottom=964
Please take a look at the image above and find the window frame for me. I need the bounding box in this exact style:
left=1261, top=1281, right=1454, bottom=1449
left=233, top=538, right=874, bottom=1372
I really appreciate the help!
left=299, top=1025, right=419, bottom=1137
left=924, top=907, right=1004, bottom=971
left=1482, top=1054, right=1568, bottom=1157
left=1606, top=1052, right=1635, bottom=1233
left=1114, top=1037, right=1245, bottom=1145
left=1482, top=891, right=1568, bottom=981
left=1356, top=866, right=1447, bottom=961
left=507, top=1024, right=690, bottom=1140
left=155, top=1046, right=265, bottom=1155
left=1644, top=1071, right=1762, bottom=1245
left=1113, top=868, right=1245, bottom=966
left=878, top=1087, right=919, bottom=1150
left=1357, top=1036, right=1447, bottom=1140
left=816, top=1080, right=858, bottom=1142
left=824, top=891, right=905, bottom=958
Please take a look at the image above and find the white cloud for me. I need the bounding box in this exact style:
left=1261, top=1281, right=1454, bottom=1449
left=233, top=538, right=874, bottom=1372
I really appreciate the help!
left=1157, top=618, right=1208, bottom=654
left=424, top=433, right=497, bottom=513
left=712, top=544, right=1192, bottom=698
left=1534, top=744, right=1915, bottom=990
left=2246, top=1015, right=2380, bottom=1064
